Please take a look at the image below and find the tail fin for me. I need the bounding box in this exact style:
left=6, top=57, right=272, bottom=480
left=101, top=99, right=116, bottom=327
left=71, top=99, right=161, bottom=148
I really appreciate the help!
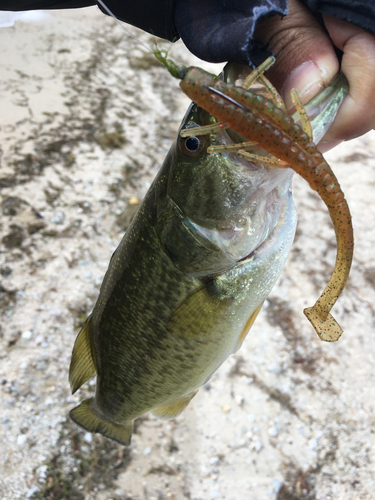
left=69, top=398, right=133, bottom=446
left=69, top=317, right=97, bottom=394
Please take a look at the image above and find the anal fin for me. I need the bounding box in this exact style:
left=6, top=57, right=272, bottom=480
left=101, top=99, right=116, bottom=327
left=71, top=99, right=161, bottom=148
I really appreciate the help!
left=69, top=316, right=97, bottom=394
left=151, top=391, right=198, bottom=419
left=69, top=398, right=133, bottom=446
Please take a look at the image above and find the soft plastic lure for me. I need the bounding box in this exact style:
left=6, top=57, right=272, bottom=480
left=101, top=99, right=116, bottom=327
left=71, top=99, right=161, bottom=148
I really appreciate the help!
left=155, top=50, right=354, bottom=342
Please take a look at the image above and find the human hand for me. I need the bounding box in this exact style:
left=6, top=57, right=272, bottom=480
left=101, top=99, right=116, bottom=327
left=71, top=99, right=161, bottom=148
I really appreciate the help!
left=255, top=0, right=375, bottom=152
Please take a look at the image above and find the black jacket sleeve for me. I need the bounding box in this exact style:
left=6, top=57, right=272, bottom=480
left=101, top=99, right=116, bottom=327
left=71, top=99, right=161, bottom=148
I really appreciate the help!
left=0, top=0, right=178, bottom=40
left=0, top=0, right=94, bottom=9
left=300, top=0, right=375, bottom=37
left=1, top=0, right=375, bottom=64
left=174, top=0, right=375, bottom=66
left=96, top=0, right=177, bottom=41
left=175, top=0, right=287, bottom=66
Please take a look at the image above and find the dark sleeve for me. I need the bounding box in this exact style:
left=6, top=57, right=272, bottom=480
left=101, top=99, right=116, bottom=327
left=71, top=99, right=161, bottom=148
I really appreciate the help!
left=2, top=0, right=375, bottom=64
left=175, top=0, right=375, bottom=66
left=0, top=0, right=284, bottom=57
left=96, top=0, right=178, bottom=41
left=0, top=0, right=94, bottom=9
left=97, top=1, right=288, bottom=65
left=0, top=0, right=179, bottom=41
left=175, top=0, right=288, bottom=66
left=97, top=0, right=288, bottom=64
left=300, top=0, right=375, bottom=36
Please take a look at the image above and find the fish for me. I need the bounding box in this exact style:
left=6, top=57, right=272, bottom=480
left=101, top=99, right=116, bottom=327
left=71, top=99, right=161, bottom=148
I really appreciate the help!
left=69, top=61, right=348, bottom=446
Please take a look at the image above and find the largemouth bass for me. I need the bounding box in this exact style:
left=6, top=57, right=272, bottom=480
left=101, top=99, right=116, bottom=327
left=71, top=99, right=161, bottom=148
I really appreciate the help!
left=69, top=69, right=348, bottom=445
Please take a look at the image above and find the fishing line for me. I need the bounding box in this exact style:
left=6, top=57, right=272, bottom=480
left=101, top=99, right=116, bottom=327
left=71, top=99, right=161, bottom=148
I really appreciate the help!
left=207, top=86, right=250, bottom=112
left=96, top=0, right=153, bottom=53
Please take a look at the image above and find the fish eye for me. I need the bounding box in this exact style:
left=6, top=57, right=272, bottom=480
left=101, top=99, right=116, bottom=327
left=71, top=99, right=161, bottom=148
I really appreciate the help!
left=179, top=135, right=206, bottom=156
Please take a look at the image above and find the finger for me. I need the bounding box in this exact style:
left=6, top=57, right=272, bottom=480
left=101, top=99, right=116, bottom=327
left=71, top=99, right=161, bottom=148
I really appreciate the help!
left=320, top=15, right=375, bottom=144
left=254, top=0, right=339, bottom=111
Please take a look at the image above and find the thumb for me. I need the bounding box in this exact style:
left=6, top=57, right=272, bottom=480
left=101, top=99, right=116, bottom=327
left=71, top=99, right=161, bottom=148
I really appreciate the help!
left=254, top=0, right=339, bottom=115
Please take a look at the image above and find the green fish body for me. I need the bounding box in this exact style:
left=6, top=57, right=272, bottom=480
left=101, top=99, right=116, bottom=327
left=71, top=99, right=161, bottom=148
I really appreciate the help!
left=69, top=101, right=297, bottom=445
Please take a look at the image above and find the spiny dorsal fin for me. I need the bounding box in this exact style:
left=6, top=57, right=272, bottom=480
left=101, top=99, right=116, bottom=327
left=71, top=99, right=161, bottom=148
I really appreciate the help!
left=69, top=317, right=97, bottom=394
left=69, top=398, right=133, bottom=446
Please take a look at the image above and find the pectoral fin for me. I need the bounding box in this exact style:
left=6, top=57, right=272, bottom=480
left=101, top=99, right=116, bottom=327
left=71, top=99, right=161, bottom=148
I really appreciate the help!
left=151, top=391, right=198, bottom=419
left=234, top=302, right=263, bottom=352
left=69, top=317, right=97, bottom=394
left=69, top=398, right=133, bottom=446
left=169, top=286, right=232, bottom=340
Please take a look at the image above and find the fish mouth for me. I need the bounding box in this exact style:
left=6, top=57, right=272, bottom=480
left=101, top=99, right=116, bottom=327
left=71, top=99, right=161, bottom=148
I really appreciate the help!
left=192, top=125, right=294, bottom=264
left=235, top=190, right=297, bottom=266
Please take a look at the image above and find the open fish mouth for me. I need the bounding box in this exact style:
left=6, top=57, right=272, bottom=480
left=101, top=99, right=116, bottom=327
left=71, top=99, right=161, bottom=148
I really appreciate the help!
left=235, top=188, right=295, bottom=265
left=185, top=122, right=294, bottom=265
left=187, top=165, right=295, bottom=270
